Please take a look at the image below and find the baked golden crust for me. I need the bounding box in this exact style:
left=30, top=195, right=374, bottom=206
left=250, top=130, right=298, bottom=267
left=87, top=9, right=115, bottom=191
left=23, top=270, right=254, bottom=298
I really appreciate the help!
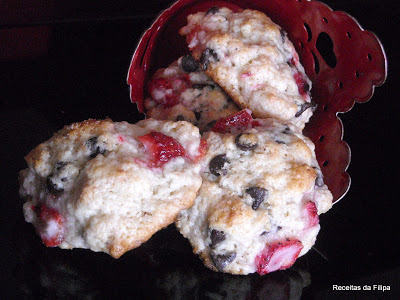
left=20, top=118, right=203, bottom=258
left=180, top=7, right=314, bottom=129
left=176, top=118, right=333, bottom=274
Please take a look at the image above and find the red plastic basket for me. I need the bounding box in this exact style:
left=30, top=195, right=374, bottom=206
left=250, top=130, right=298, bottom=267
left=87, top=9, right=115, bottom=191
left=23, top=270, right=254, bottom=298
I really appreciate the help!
left=127, top=0, right=387, bottom=203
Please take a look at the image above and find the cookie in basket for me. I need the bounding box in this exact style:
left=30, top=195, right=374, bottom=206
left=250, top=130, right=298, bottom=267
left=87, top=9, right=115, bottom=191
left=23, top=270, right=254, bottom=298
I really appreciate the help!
left=180, top=7, right=314, bottom=129
left=145, top=55, right=240, bottom=132
left=176, top=110, right=332, bottom=275
left=19, top=118, right=204, bottom=258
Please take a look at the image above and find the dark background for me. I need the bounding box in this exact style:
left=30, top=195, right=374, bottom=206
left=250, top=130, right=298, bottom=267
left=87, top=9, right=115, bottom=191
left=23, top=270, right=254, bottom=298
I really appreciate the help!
left=1, top=0, right=398, bottom=299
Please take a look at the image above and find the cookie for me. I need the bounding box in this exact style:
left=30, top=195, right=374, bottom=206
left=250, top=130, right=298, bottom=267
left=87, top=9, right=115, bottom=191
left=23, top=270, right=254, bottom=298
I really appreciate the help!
left=176, top=111, right=332, bottom=275
left=180, top=7, right=314, bottom=129
left=145, top=55, right=240, bottom=132
left=19, top=118, right=204, bottom=258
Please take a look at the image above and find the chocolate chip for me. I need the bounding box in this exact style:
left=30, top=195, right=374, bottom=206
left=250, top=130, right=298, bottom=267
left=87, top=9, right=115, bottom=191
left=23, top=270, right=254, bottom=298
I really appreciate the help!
left=303, top=82, right=311, bottom=93
left=282, top=126, right=292, bottom=134
left=206, top=6, right=220, bottom=15
left=194, top=111, right=202, bottom=121
left=181, top=55, right=199, bottom=73
left=210, top=251, right=236, bottom=271
left=275, top=139, right=286, bottom=144
left=175, top=115, right=186, bottom=121
left=205, top=120, right=217, bottom=131
left=209, top=154, right=229, bottom=176
left=210, top=229, right=226, bottom=248
left=46, top=161, right=68, bottom=195
left=192, top=83, right=215, bottom=90
left=86, top=137, right=106, bottom=158
left=46, top=177, right=64, bottom=195
left=280, top=29, right=287, bottom=43
left=246, top=187, right=268, bottom=210
left=54, top=161, right=68, bottom=170
left=200, top=48, right=218, bottom=70
left=295, top=101, right=315, bottom=117
left=235, top=133, right=258, bottom=151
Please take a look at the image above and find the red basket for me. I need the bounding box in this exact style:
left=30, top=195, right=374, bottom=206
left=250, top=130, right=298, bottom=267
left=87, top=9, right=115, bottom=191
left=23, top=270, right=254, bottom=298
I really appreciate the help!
left=127, top=0, right=387, bottom=203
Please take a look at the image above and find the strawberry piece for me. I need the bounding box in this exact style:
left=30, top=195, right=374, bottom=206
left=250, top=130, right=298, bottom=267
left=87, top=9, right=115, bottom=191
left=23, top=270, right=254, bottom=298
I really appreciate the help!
left=255, top=239, right=303, bottom=275
left=147, top=77, right=178, bottom=108
left=185, top=25, right=205, bottom=53
left=32, top=203, right=65, bottom=247
left=241, top=71, right=253, bottom=79
left=290, top=53, right=299, bottom=67
left=138, top=131, right=187, bottom=168
left=171, top=77, right=190, bottom=93
left=191, top=139, right=208, bottom=163
left=304, top=201, right=319, bottom=228
left=147, top=74, right=190, bottom=108
left=293, top=73, right=310, bottom=97
left=211, top=109, right=254, bottom=134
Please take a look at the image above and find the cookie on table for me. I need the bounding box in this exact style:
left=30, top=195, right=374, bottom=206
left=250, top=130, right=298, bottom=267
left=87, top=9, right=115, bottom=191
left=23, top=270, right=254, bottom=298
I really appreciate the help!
left=180, top=7, right=314, bottom=130
left=145, top=55, right=240, bottom=132
left=19, top=118, right=204, bottom=258
left=176, top=110, right=332, bottom=275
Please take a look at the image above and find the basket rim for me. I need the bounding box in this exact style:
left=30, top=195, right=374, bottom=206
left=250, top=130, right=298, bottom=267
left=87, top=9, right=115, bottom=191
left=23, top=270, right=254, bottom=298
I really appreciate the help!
left=126, top=0, right=388, bottom=204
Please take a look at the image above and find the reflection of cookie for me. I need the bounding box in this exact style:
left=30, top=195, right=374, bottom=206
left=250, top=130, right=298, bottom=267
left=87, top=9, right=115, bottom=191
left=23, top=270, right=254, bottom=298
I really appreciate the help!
left=20, top=118, right=204, bottom=258
left=180, top=7, right=314, bottom=129
left=157, top=263, right=310, bottom=299
left=145, top=55, right=239, bottom=132
left=176, top=118, right=332, bottom=275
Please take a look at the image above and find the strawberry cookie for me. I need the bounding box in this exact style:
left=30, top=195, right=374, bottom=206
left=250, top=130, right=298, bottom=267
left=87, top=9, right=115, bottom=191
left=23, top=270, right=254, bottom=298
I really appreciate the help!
left=19, top=118, right=204, bottom=258
left=180, top=7, right=314, bottom=129
left=176, top=111, right=332, bottom=275
left=145, top=55, right=239, bottom=132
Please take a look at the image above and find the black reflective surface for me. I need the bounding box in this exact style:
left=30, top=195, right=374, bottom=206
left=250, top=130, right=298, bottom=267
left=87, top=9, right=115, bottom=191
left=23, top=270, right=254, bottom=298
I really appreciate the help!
left=1, top=1, right=398, bottom=299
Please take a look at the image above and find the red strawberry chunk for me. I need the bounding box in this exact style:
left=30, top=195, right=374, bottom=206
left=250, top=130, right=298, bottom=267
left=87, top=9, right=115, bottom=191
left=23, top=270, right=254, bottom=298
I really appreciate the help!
left=211, top=109, right=254, bottom=133
left=138, top=131, right=187, bottom=168
left=147, top=74, right=190, bottom=108
left=293, top=73, right=310, bottom=97
left=304, top=201, right=319, bottom=228
left=191, top=139, right=208, bottom=163
left=171, top=77, right=190, bottom=93
left=32, top=203, right=65, bottom=247
left=147, top=77, right=178, bottom=108
left=241, top=71, right=253, bottom=79
left=256, top=239, right=303, bottom=275
left=186, top=25, right=205, bottom=53
left=290, top=52, right=299, bottom=66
